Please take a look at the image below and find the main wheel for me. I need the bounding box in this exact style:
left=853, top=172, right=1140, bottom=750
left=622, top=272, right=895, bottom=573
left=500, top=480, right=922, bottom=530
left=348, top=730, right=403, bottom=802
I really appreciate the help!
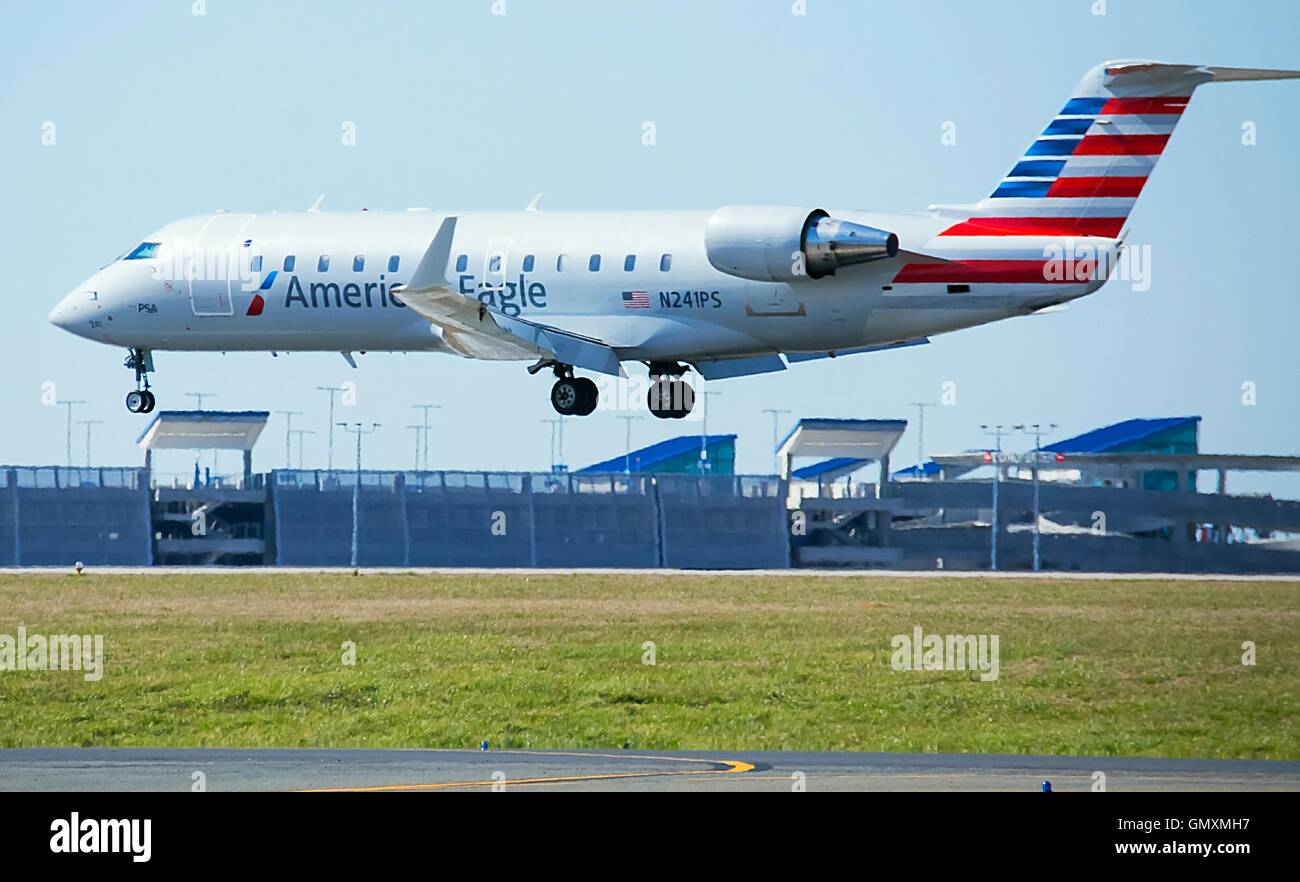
left=573, top=377, right=598, bottom=416
left=647, top=378, right=694, bottom=419
left=126, top=390, right=146, bottom=413
left=141, top=390, right=157, bottom=413
left=551, top=378, right=582, bottom=415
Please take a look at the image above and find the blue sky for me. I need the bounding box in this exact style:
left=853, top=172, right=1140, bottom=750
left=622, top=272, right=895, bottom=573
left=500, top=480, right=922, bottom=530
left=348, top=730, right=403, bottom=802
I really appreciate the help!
left=3, top=0, right=1298, bottom=493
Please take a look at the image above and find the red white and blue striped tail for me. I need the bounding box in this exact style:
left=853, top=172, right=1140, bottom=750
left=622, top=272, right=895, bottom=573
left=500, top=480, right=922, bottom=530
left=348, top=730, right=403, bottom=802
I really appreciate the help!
left=939, top=61, right=1300, bottom=239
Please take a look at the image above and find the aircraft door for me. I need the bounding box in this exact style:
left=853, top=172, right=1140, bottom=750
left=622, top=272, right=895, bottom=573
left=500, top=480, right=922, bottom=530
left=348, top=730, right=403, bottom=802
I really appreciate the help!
left=189, top=213, right=254, bottom=316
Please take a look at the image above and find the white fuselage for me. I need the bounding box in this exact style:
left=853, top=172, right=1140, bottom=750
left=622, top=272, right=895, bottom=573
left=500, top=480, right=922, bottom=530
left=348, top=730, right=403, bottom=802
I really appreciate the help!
left=49, top=208, right=1101, bottom=367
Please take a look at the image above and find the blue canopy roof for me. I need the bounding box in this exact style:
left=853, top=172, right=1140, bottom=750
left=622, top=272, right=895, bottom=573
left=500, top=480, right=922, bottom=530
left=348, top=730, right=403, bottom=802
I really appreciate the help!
left=578, top=434, right=736, bottom=473
left=790, top=457, right=869, bottom=480
left=1044, top=416, right=1200, bottom=454
left=892, top=460, right=943, bottom=479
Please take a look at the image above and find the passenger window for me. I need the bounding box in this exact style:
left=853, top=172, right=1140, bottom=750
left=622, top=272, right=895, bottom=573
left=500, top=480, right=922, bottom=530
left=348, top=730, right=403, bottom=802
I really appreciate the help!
left=388, top=255, right=400, bottom=273
left=318, top=255, right=330, bottom=272
left=249, top=254, right=263, bottom=273
left=589, top=254, right=601, bottom=272
left=124, top=242, right=160, bottom=260
left=455, top=254, right=468, bottom=272
left=624, top=255, right=636, bottom=272
left=489, top=255, right=502, bottom=273
left=523, top=254, right=535, bottom=272
left=659, top=253, right=672, bottom=272
left=557, top=254, right=569, bottom=272
left=353, top=255, right=365, bottom=272
left=283, top=255, right=296, bottom=272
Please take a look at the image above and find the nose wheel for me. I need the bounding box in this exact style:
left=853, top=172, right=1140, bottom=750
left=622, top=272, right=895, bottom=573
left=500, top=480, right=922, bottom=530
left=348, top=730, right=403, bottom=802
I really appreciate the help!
left=124, top=348, right=157, bottom=414
left=126, top=390, right=156, bottom=414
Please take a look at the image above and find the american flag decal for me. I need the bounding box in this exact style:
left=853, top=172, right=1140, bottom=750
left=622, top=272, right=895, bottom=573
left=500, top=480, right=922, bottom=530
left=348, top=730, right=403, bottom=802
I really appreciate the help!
left=622, top=290, right=650, bottom=309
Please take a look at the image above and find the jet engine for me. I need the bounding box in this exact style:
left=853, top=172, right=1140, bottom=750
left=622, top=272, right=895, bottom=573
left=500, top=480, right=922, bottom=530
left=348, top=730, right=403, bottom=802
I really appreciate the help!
left=704, top=205, right=899, bottom=282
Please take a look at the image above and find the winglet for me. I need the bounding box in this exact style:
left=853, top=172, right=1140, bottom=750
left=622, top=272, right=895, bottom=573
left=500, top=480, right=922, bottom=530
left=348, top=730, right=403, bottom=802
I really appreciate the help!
left=525, top=193, right=544, bottom=212
left=404, top=217, right=458, bottom=292
left=308, top=194, right=325, bottom=213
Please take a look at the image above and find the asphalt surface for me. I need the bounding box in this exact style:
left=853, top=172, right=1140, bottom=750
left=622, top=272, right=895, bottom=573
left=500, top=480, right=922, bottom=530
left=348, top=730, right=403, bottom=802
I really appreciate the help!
left=6, top=566, right=1299, bottom=580
left=3, top=748, right=1297, bottom=792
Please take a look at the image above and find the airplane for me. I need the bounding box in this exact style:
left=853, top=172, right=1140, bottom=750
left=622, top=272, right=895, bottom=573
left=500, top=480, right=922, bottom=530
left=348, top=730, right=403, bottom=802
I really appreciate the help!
left=49, top=60, right=1298, bottom=418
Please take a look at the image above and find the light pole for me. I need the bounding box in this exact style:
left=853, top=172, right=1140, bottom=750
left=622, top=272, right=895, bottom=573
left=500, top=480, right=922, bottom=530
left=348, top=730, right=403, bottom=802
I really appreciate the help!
left=316, top=386, right=347, bottom=470
left=275, top=410, right=302, bottom=469
left=908, top=402, right=935, bottom=476
left=1015, top=423, right=1058, bottom=573
left=185, top=392, right=215, bottom=410
left=77, top=419, right=103, bottom=467
left=762, top=408, right=791, bottom=475
left=58, top=399, right=85, bottom=467
left=338, top=422, right=380, bottom=568
left=540, top=419, right=559, bottom=471
left=290, top=429, right=314, bottom=469
left=980, top=424, right=1008, bottom=571
left=406, top=424, right=424, bottom=471
left=618, top=415, right=643, bottom=474
left=699, top=390, right=722, bottom=473
left=410, top=404, right=441, bottom=471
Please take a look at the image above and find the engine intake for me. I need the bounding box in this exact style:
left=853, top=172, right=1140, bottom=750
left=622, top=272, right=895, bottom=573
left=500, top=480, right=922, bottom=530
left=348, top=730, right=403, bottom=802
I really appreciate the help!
left=705, top=205, right=898, bottom=282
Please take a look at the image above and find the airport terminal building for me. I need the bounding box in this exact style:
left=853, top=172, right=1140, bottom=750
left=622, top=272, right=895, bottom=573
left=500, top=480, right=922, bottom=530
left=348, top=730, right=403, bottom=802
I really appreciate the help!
left=3, top=411, right=1298, bottom=573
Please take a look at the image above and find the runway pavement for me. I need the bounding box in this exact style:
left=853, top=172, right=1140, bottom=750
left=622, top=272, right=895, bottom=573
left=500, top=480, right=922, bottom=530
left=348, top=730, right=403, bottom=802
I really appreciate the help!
left=6, top=566, right=1299, bottom=581
left=3, top=748, right=1297, bottom=792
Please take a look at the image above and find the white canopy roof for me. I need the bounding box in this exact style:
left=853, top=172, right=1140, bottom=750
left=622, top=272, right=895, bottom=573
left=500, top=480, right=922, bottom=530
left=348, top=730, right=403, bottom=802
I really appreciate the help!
left=776, top=418, right=908, bottom=478
left=136, top=411, right=269, bottom=451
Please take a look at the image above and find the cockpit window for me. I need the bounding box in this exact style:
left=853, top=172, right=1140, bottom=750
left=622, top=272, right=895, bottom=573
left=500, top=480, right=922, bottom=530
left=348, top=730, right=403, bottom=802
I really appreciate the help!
left=125, top=242, right=160, bottom=260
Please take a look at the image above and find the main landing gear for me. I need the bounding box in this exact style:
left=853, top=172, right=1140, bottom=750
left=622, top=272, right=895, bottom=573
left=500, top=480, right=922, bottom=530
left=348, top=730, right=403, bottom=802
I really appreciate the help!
left=124, top=348, right=157, bottom=414
left=538, top=362, right=597, bottom=417
left=530, top=359, right=695, bottom=419
left=646, top=361, right=694, bottom=420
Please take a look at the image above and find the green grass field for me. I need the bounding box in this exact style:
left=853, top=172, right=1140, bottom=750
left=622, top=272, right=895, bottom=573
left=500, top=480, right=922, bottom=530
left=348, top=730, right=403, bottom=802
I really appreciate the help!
left=0, top=571, right=1296, bottom=758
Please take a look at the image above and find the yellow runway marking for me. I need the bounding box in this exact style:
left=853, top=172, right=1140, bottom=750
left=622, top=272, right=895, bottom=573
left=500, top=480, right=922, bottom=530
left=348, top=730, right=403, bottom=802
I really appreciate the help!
left=302, top=759, right=755, bottom=792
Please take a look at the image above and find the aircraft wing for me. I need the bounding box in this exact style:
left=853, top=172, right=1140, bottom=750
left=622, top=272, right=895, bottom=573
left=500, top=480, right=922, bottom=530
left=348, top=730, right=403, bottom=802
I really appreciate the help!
left=398, top=217, right=625, bottom=375
left=397, top=218, right=545, bottom=361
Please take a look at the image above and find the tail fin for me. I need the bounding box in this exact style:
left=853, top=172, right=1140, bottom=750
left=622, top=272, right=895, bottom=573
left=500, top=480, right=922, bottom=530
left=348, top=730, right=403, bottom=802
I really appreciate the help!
left=940, top=61, right=1300, bottom=238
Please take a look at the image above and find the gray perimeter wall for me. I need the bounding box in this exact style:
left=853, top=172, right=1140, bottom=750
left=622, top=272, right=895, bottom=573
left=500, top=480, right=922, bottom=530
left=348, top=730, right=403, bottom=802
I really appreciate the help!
left=270, top=470, right=789, bottom=569
left=0, top=468, right=152, bottom=566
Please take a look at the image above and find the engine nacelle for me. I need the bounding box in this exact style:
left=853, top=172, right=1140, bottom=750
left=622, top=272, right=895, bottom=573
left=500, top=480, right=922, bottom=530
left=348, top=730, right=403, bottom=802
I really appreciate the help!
left=704, top=205, right=899, bottom=282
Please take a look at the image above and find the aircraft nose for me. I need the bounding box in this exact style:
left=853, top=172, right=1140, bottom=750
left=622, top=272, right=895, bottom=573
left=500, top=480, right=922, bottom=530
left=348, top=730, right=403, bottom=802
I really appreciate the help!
left=49, top=294, right=76, bottom=329
left=49, top=288, right=93, bottom=335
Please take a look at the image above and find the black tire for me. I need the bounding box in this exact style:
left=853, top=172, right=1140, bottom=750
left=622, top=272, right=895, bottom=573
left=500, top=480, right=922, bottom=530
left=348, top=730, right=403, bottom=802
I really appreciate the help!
left=573, top=377, right=598, bottom=416
left=672, top=380, right=695, bottom=418
left=551, top=378, right=581, bottom=415
left=647, top=378, right=673, bottom=418
left=126, top=391, right=145, bottom=413
left=141, top=390, right=156, bottom=413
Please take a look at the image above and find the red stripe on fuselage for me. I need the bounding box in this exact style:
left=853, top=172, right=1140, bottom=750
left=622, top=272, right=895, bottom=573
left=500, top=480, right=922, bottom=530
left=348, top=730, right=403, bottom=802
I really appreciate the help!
left=1046, top=176, right=1148, bottom=198
left=893, top=260, right=1097, bottom=285
left=938, top=217, right=1126, bottom=237
left=1099, top=96, right=1190, bottom=115
left=1074, top=133, right=1170, bottom=155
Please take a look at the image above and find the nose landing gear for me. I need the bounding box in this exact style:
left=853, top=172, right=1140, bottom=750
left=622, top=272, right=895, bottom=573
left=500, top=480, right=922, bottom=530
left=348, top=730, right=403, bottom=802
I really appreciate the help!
left=124, top=349, right=157, bottom=414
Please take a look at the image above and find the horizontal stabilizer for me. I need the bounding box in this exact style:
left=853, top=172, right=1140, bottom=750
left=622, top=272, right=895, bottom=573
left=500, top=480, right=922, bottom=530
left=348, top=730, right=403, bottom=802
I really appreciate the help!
left=1207, top=65, right=1300, bottom=82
